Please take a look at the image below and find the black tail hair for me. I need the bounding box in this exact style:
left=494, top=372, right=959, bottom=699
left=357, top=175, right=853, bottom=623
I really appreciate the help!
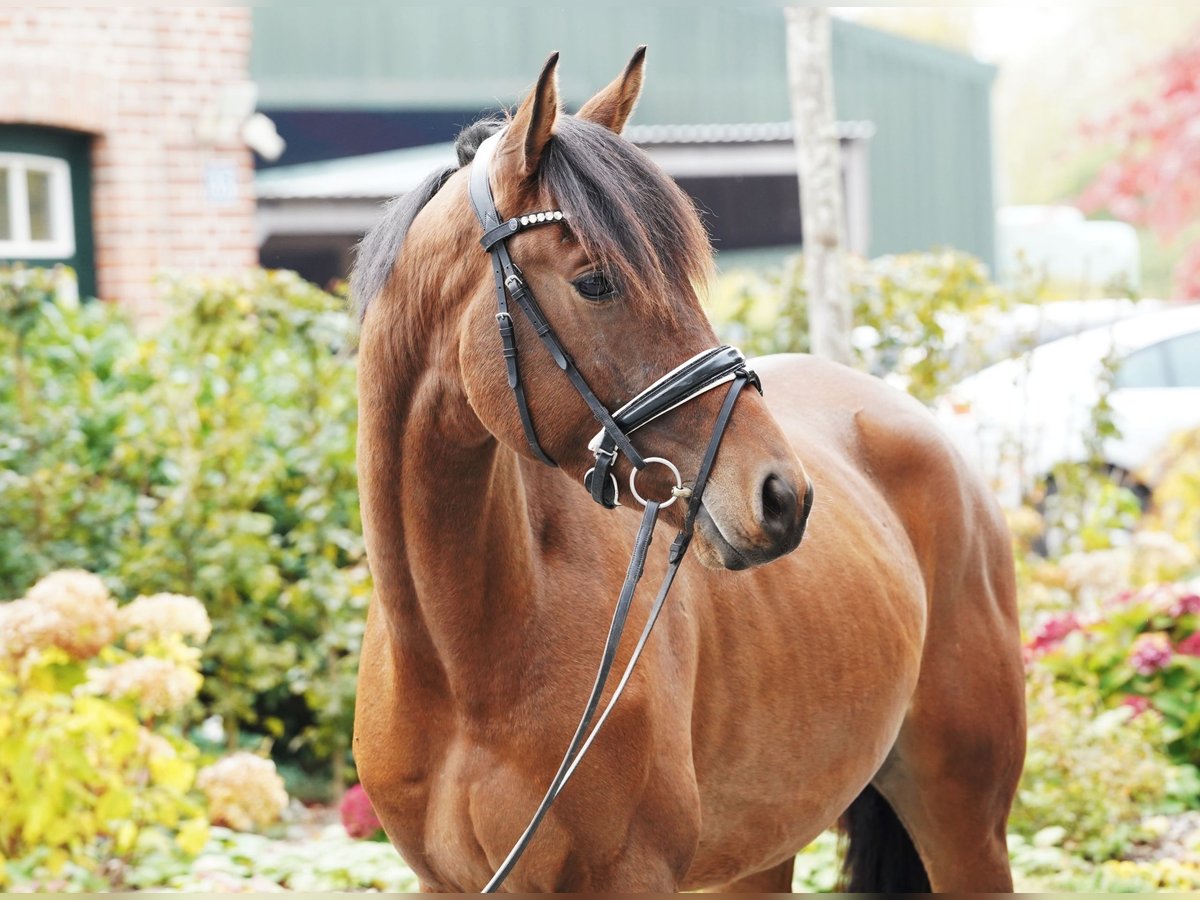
left=839, top=784, right=931, bottom=892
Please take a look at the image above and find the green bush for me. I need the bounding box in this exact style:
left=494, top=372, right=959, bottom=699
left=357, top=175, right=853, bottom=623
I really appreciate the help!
left=0, top=266, right=366, bottom=781
left=1013, top=669, right=1198, bottom=861
left=1033, top=582, right=1200, bottom=768
left=708, top=250, right=1027, bottom=403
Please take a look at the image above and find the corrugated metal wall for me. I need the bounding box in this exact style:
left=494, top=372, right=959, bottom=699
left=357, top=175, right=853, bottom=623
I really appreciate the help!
left=250, top=6, right=996, bottom=266
left=831, top=22, right=996, bottom=268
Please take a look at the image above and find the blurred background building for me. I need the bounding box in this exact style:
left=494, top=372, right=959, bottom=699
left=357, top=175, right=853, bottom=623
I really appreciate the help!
left=0, top=5, right=998, bottom=310
left=5, top=5, right=1195, bottom=310
left=0, top=8, right=258, bottom=318
left=251, top=7, right=997, bottom=288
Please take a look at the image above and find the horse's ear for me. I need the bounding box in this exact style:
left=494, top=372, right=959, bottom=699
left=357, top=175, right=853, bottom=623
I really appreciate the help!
left=576, top=46, right=646, bottom=134
left=499, top=52, right=560, bottom=180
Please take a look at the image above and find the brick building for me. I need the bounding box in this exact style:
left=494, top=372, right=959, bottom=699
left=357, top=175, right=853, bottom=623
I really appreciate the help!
left=0, top=8, right=258, bottom=318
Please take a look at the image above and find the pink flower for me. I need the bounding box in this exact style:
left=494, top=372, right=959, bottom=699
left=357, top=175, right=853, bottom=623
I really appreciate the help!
left=1026, top=612, right=1082, bottom=656
left=340, top=784, right=383, bottom=840
left=1176, top=632, right=1200, bottom=657
left=1121, top=695, right=1153, bottom=718
left=1169, top=593, right=1200, bottom=619
left=1129, top=632, right=1173, bottom=676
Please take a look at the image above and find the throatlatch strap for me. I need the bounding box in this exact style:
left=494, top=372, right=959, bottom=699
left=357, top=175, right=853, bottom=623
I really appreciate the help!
left=468, top=132, right=648, bottom=472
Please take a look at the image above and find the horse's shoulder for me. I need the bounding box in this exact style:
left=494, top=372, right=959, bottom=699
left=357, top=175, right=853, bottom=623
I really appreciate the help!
left=755, top=354, right=954, bottom=465
left=755, top=353, right=988, bottom=526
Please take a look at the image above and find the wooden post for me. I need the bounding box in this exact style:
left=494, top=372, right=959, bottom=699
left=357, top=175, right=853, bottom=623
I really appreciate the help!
left=785, top=6, right=853, bottom=364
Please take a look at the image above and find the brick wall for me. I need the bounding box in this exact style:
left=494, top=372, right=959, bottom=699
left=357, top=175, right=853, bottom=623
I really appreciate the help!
left=0, top=7, right=257, bottom=318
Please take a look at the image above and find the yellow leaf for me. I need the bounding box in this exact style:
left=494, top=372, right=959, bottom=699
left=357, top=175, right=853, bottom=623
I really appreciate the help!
left=96, top=787, right=134, bottom=823
left=149, top=755, right=195, bottom=792
left=21, top=798, right=50, bottom=844
left=45, top=846, right=69, bottom=874
left=115, top=820, right=138, bottom=855
left=176, top=817, right=210, bottom=856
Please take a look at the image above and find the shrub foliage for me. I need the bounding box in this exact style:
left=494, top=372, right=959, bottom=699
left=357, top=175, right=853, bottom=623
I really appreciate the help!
left=0, top=266, right=365, bottom=776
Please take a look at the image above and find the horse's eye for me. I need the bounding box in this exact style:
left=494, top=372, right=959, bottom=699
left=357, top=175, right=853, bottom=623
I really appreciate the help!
left=573, top=272, right=618, bottom=302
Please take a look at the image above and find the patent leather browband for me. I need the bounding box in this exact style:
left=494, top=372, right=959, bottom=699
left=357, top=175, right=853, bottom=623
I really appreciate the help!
left=467, top=130, right=759, bottom=507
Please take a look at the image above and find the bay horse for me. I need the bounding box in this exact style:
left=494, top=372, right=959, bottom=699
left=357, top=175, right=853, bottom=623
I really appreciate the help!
left=352, top=49, right=1025, bottom=893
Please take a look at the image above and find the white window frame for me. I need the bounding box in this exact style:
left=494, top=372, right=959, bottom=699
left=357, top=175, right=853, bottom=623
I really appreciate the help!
left=0, top=152, right=76, bottom=258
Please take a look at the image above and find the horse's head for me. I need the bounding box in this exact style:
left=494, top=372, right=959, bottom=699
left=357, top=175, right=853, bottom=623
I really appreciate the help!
left=364, top=51, right=812, bottom=570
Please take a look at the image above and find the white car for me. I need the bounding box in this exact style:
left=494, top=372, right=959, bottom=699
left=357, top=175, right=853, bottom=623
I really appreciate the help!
left=936, top=304, right=1200, bottom=507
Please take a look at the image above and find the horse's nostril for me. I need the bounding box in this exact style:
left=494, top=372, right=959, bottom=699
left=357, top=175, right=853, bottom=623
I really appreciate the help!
left=760, top=473, right=798, bottom=536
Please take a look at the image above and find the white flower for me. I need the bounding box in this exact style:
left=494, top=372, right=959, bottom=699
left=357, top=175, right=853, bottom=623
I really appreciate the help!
left=118, top=592, right=212, bottom=649
left=0, top=596, right=63, bottom=662
left=1059, top=548, right=1131, bottom=598
left=89, top=656, right=202, bottom=715
left=1, top=570, right=117, bottom=661
left=1131, top=530, right=1195, bottom=580
left=197, top=752, right=289, bottom=832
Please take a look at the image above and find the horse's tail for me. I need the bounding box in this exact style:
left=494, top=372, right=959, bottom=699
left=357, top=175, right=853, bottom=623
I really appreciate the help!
left=838, top=784, right=931, bottom=892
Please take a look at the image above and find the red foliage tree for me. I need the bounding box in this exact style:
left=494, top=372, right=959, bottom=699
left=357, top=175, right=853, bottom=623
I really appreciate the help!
left=1079, top=34, right=1200, bottom=298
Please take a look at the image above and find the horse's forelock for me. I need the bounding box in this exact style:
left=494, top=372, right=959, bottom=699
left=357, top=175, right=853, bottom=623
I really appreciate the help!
left=540, top=117, right=712, bottom=317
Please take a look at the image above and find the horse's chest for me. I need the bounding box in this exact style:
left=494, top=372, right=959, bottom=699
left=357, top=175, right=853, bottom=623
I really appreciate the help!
left=385, top=728, right=574, bottom=891
left=418, top=744, right=498, bottom=888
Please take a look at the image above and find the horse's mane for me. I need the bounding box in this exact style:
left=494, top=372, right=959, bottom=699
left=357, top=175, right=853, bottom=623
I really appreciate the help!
left=351, top=115, right=711, bottom=322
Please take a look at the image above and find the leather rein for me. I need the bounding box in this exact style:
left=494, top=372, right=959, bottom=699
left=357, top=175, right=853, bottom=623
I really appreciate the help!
left=468, top=130, right=760, bottom=892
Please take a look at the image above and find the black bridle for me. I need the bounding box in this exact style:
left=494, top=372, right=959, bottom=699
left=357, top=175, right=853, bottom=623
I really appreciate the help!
left=468, top=130, right=761, bottom=892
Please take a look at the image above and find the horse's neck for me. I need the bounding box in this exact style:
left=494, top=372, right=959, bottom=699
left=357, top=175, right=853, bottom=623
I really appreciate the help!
left=358, top=353, right=540, bottom=703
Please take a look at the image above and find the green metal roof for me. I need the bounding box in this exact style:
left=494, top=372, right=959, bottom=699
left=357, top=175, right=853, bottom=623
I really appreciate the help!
left=250, top=7, right=997, bottom=266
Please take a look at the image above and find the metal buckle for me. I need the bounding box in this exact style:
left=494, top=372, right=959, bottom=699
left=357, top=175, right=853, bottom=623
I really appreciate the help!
left=584, top=447, right=620, bottom=506
left=584, top=468, right=619, bottom=505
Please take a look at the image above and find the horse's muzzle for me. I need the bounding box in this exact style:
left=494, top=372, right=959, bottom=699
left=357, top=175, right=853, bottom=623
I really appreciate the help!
left=759, top=473, right=814, bottom=553
left=696, top=476, right=813, bottom=571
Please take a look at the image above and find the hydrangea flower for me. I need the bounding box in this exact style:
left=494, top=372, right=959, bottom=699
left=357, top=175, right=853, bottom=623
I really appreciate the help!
left=1025, top=611, right=1082, bottom=656
left=197, top=752, right=289, bottom=832
left=340, top=783, right=383, bottom=839
left=1120, top=694, right=1153, bottom=717
left=1060, top=549, right=1131, bottom=597
left=0, top=570, right=117, bottom=661
left=1129, top=632, right=1173, bottom=676
left=88, top=656, right=203, bottom=715
left=0, top=596, right=63, bottom=663
left=118, top=592, right=212, bottom=649
left=1170, top=593, right=1200, bottom=619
